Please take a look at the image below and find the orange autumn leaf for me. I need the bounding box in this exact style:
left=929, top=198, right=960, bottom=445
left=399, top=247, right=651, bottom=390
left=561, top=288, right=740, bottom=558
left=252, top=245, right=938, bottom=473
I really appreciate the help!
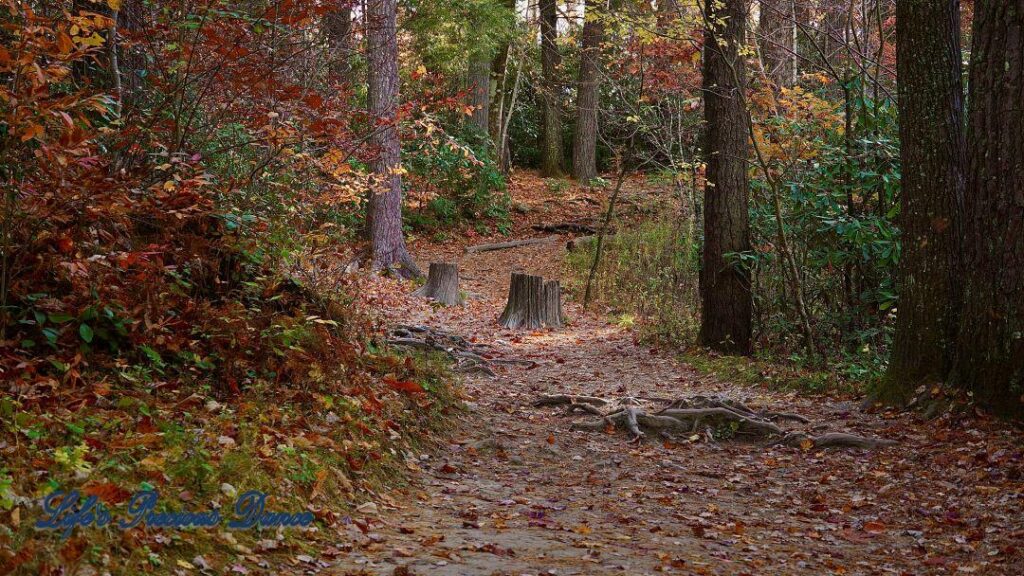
left=384, top=377, right=424, bottom=394
left=82, top=482, right=131, bottom=504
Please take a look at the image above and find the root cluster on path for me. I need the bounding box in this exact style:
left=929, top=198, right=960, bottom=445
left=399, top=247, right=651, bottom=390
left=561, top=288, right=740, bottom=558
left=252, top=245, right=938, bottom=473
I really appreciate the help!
left=536, top=394, right=897, bottom=449
left=388, top=324, right=532, bottom=377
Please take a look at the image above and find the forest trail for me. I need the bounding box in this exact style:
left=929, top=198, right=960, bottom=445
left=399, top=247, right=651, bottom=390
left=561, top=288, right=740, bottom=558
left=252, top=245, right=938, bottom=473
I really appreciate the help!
left=331, top=177, right=1022, bottom=576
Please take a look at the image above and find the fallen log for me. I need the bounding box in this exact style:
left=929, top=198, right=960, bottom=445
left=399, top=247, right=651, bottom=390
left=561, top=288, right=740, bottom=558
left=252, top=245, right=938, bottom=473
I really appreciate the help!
left=465, top=236, right=559, bottom=254
left=532, top=222, right=597, bottom=235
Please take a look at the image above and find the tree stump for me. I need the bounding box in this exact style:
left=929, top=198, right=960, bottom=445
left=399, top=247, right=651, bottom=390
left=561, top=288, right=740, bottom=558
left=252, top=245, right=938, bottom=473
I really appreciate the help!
left=413, top=262, right=460, bottom=305
left=499, top=273, right=563, bottom=329
left=543, top=280, right=563, bottom=327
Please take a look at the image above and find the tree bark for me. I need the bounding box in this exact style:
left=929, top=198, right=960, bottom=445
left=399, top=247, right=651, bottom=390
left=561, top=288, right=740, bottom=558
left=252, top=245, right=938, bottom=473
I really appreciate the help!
left=953, top=0, right=1024, bottom=417
left=539, top=0, right=565, bottom=177
left=499, top=273, right=563, bottom=329
left=468, top=52, right=491, bottom=133
left=543, top=280, right=564, bottom=327
left=366, top=0, right=420, bottom=278
left=326, top=1, right=354, bottom=86
left=699, top=0, right=753, bottom=356
left=413, top=262, right=461, bottom=305
left=572, top=0, right=604, bottom=181
left=881, top=0, right=965, bottom=403
left=499, top=273, right=546, bottom=329
left=758, top=0, right=796, bottom=86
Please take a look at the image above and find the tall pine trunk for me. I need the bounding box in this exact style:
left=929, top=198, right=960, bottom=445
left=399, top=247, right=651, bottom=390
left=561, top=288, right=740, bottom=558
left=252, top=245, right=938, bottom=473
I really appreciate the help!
left=881, top=0, right=965, bottom=402
left=539, top=0, right=564, bottom=177
left=572, top=0, right=603, bottom=182
left=468, top=52, right=491, bottom=133
left=758, top=0, right=796, bottom=86
left=953, top=0, right=1024, bottom=416
left=699, top=0, right=753, bottom=355
left=366, top=0, right=420, bottom=278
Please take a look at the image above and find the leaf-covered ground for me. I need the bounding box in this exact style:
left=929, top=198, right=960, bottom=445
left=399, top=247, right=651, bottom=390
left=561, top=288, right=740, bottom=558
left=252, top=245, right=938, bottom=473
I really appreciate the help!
left=330, top=174, right=1024, bottom=576
left=3, top=174, right=1022, bottom=575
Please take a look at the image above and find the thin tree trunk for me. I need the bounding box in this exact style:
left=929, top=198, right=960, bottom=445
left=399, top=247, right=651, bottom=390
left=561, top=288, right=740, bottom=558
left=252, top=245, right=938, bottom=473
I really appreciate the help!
left=699, top=0, right=753, bottom=355
left=498, top=48, right=524, bottom=171
left=881, top=0, right=965, bottom=403
left=489, top=0, right=516, bottom=143
left=539, top=0, right=564, bottom=177
left=758, top=0, right=797, bottom=86
left=572, top=0, right=604, bottom=181
left=117, top=0, right=145, bottom=110
left=326, top=2, right=354, bottom=86
left=584, top=163, right=629, bottom=309
left=953, top=0, right=1024, bottom=417
left=366, top=0, right=420, bottom=278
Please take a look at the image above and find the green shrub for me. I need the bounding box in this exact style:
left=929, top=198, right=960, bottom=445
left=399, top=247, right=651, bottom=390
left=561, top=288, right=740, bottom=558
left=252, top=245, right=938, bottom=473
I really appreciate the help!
left=404, top=123, right=509, bottom=231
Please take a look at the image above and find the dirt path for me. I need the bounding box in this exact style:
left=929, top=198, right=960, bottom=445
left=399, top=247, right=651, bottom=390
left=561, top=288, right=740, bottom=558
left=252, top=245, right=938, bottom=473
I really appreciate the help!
left=331, top=179, right=1023, bottom=576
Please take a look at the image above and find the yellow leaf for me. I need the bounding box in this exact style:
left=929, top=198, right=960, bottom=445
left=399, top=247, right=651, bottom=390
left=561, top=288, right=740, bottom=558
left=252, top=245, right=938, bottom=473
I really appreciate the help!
left=78, top=33, right=106, bottom=48
left=176, top=559, right=194, bottom=570
left=139, top=455, right=165, bottom=470
left=107, top=0, right=122, bottom=10
left=799, top=438, right=815, bottom=451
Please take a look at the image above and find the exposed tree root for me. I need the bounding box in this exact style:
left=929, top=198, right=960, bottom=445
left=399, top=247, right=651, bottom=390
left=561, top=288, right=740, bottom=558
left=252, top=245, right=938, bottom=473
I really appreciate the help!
left=772, top=432, right=898, bottom=450
left=387, top=324, right=530, bottom=378
left=538, top=394, right=895, bottom=449
left=535, top=394, right=610, bottom=407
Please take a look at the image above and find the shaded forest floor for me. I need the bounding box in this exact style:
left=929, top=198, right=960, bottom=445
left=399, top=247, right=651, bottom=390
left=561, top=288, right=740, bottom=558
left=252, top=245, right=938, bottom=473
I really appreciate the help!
left=329, top=173, right=1024, bottom=575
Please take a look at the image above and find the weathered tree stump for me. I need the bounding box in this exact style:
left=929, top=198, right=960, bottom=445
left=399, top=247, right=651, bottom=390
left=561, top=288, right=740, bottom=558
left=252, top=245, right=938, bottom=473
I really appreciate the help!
left=413, top=262, right=460, bottom=305
left=499, top=272, right=563, bottom=329
left=543, top=280, right=563, bottom=327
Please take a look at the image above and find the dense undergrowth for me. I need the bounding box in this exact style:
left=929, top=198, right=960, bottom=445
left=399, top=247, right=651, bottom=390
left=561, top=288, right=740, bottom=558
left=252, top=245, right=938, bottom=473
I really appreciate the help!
left=0, top=2, right=480, bottom=572
left=565, top=95, right=901, bottom=396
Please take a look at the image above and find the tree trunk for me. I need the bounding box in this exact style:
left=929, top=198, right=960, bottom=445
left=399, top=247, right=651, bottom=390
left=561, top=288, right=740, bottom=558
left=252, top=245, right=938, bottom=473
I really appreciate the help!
left=117, top=0, right=145, bottom=110
left=366, top=0, right=420, bottom=278
left=539, top=0, right=564, bottom=177
left=881, top=0, right=965, bottom=403
left=572, top=0, right=604, bottom=181
left=953, top=0, right=1024, bottom=417
left=499, top=273, right=564, bottom=330
left=326, top=1, right=354, bottom=85
left=820, top=0, right=847, bottom=64
left=758, top=0, right=796, bottom=86
left=413, top=262, right=461, bottom=306
left=489, top=0, right=516, bottom=143
left=468, top=52, right=491, bottom=133
left=699, top=0, right=753, bottom=355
